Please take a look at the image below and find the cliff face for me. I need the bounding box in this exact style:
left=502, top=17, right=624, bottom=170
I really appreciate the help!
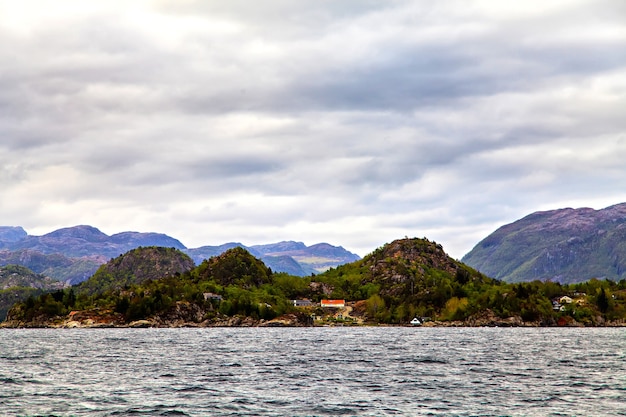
left=462, top=203, right=626, bottom=283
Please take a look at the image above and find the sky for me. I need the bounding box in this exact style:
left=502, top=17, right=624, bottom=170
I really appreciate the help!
left=1, top=0, right=625, bottom=259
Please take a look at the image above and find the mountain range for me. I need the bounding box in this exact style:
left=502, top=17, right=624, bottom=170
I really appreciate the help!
left=462, top=203, right=626, bottom=284
left=4, top=202, right=626, bottom=289
left=0, top=225, right=360, bottom=284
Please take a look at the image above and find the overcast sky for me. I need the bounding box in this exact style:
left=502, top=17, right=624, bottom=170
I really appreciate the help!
left=1, top=0, right=625, bottom=258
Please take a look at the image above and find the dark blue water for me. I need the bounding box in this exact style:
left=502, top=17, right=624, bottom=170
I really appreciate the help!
left=0, top=327, right=624, bottom=416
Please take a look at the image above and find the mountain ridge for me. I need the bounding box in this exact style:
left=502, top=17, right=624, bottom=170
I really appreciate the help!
left=0, top=225, right=360, bottom=283
left=462, top=203, right=626, bottom=283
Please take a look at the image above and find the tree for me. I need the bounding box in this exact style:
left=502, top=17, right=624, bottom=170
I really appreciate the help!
left=596, top=288, right=610, bottom=313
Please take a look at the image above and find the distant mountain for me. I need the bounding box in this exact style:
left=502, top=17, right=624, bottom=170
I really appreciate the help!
left=7, top=225, right=186, bottom=258
left=185, top=243, right=257, bottom=261
left=0, top=227, right=27, bottom=245
left=0, top=226, right=360, bottom=283
left=0, top=249, right=102, bottom=285
left=185, top=240, right=360, bottom=276
left=462, top=203, right=626, bottom=284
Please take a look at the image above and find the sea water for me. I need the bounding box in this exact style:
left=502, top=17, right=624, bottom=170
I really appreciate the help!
left=0, top=327, right=624, bottom=416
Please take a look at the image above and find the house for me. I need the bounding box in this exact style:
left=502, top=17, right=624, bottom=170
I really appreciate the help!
left=203, top=292, right=223, bottom=302
left=320, top=299, right=345, bottom=308
left=292, top=299, right=314, bottom=307
left=560, top=296, right=573, bottom=304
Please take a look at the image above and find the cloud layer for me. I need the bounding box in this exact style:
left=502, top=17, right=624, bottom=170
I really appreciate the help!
left=1, top=0, right=625, bottom=257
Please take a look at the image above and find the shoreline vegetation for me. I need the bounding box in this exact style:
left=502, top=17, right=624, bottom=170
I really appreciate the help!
left=3, top=239, right=626, bottom=329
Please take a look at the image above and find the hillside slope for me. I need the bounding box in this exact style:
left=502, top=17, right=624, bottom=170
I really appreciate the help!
left=0, top=264, right=64, bottom=320
left=462, top=203, right=626, bottom=283
left=77, top=247, right=195, bottom=295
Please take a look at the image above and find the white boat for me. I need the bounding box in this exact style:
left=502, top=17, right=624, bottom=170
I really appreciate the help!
left=410, top=317, right=422, bottom=326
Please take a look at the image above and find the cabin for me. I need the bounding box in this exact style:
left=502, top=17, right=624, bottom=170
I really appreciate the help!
left=320, top=299, right=345, bottom=308
left=203, top=292, right=223, bottom=302
left=292, top=299, right=314, bottom=307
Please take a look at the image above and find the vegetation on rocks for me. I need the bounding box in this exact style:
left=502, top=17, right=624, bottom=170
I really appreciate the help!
left=76, top=246, right=195, bottom=295
left=0, top=264, right=65, bottom=320
left=3, top=239, right=626, bottom=328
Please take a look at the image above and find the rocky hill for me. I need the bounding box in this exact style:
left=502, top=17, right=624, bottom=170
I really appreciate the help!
left=0, top=226, right=360, bottom=283
left=77, top=246, right=195, bottom=295
left=0, top=264, right=65, bottom=320
left=462, top=203, right=626, bottom=284
left=0, top=264, right=64, bottom=290
left=194, top=247, right=272, bottom=288
left=321, top=237, right=489, bottom=308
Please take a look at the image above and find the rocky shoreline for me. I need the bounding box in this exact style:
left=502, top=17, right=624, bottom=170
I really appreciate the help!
left=2, top=309, right=624, bottom=329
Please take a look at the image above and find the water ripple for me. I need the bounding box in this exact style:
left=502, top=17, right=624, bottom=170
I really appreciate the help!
left=0, top=327, right=624, bottom=416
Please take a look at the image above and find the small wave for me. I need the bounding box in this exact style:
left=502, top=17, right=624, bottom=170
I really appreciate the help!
left=109, top=407, right=190, bottom=416
left=160, top=411, right=190, bottom=416
left=415, top=357, right=448, bottom=364
left=263, top=399, right=291, bottom=406
left=231, top=397, right=256, bottom=405
left=17, top=415, right=64, bottom=417
left=175, top=385, right=209, bottom=393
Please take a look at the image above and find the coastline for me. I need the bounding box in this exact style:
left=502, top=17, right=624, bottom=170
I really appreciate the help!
left=2, top=314, right=624, bottom=329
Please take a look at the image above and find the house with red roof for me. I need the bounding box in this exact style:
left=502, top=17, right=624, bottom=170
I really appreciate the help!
left=320, top=299, right=345, bottom=308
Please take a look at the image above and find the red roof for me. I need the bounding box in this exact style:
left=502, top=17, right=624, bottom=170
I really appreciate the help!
left=321, top=299, right=345, bottom=306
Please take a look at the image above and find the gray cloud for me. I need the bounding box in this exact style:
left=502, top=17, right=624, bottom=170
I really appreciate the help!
left=1, top=0, right=625, bottom=258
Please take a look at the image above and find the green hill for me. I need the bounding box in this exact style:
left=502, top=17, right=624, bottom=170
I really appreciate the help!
left=77, top=246, right=195, bottom=295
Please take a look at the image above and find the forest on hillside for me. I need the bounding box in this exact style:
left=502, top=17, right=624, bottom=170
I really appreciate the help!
left=4, top=240, right=626, bottom=327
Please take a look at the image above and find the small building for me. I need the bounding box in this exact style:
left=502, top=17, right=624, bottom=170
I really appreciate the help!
left=293, top=299, right=314, bottom=307
left=560, top=296, right=573, bottom=304
left=321, top=299, right=345, bottom=308
left=203, top=292, right=223, bottom=302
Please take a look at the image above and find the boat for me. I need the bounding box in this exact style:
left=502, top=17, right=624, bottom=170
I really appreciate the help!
left=410, top=317, right=422, bottom=326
